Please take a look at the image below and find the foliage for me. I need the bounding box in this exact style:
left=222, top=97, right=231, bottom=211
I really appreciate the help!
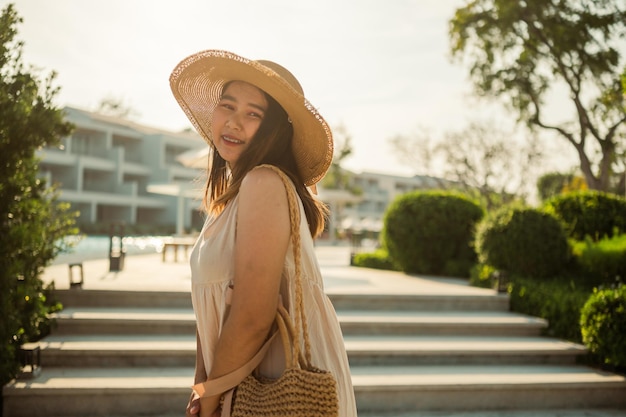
left=474, top=205, right=570, bottom=278
left=96, top=95, right=139, bottom=119
left=509, top=275, right=589, bottom=343
left=449, top=0, right=626, bottom=192
left=571, top=234, right=626, bottom=288
left=536, top=172, right=588, bottom=201
left=580, top=284, right=626, bottom=367
left=543, top=191, right=626, bottom=240
left=351, top=249, right=399, bottom=271
left=469, top=263, right=497, bottom=289
left=562, top=176, right=589, bottom=195
left=389, top=121, right=543, bottom=210
left=382, top=190, right=484, bottom=276
left=0, top=4, right=78, bottom=386
left=320, top=124, right=361, bottom=195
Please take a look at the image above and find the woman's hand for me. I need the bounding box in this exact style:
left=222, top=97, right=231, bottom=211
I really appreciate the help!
left=186, top=390, right=201, bottom=417
left=186, top=390, right=221, bottom=417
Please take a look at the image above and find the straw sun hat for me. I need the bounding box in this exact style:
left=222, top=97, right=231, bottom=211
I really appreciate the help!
left=169, top=50, right=333, bottom=187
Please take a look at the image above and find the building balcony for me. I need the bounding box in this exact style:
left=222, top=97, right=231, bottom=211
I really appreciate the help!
left=59, top=189, right=167, bottom=209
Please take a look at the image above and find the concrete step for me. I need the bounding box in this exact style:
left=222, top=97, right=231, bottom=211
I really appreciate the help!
left=344, top=336, right=587, bottom=366
left=38, top=335, right=197, bottom=367
left=352, top=365, right=626, bottom=413
left=54, top=288, right=510, bottom=312
left=4, top=365, right=625, bottom=416
left=329, top=292, right=510, bottom=312
left=338, top=310, right=547, bottom=336
left=52, top=308, right=196, bottom=335
left=2, top=367, right=192, bottom=417
left=52, top=307, right=547, bottom=337
left=36, top=334, right=586, bottom=368
left=54, top=289, right=192, bottom=309
left=157, top=411, right=626, bottom=417
left=359, top=411, right=626, bottom=417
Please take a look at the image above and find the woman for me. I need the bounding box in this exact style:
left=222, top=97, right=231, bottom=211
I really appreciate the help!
left=170, top=50, right=357, bottom=417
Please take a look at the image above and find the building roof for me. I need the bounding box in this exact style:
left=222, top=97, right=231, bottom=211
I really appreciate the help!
left=64, top=106, right=204, bottom=143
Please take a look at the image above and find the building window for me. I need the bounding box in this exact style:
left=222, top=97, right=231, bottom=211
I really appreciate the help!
left=113, top=135, right=142, bottom=163
left=165, top=145, right=188, bottom=165
left=72, top=129, right=107, bottom=157
left=72, top=132, right=94, bottom=156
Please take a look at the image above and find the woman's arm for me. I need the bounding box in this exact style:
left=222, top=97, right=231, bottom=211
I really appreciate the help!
left=200, top=168, right=291, bottom=413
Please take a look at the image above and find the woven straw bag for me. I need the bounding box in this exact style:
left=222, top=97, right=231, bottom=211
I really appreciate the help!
left=193, top=165, right=339, bottom=417
left=230, top=303, right=338, bottom=417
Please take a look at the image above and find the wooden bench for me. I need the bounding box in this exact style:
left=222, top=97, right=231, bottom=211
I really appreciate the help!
left=162, top=237, right=196, bottom=262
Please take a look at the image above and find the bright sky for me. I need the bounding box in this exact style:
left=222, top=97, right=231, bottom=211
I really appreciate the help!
left=8, top=0, right=576, bottom=177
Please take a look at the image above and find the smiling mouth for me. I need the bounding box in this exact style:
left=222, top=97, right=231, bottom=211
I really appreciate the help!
left=222, top=135, right=244, bottom=144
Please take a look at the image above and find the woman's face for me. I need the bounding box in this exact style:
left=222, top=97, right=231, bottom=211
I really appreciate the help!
left=211, top=81, right=268, bottom=168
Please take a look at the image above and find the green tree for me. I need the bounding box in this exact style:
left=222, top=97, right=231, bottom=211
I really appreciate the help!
left=321, top=124, right=356, bottom=191
left=97, top=95, right=140, bottom=119
left=0, top=4, right=78, bottom=386
left=449, top=0, right=626, bottom=192
left=536, top=172, right=587, bottom=201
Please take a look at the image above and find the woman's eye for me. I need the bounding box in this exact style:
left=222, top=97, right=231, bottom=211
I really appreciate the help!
left=217, top=100, right=234, bottom=110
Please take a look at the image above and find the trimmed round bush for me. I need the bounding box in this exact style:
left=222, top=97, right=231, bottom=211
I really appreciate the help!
left=352, top=250, right=399, bottom=271
left=474, top=206, right=569, bottom=278
left=544, top=191, right=626, bottom=240
left=382, top=191, right=484, bottom=276
left=510, top=276, right=589, bottom=342
left=580, top=285, right=626, bottom=367
left=571, top=235, right=626, bottom=287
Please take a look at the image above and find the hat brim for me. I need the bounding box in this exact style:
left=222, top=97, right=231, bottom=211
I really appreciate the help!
left=170, top=50, right=333, bottom=187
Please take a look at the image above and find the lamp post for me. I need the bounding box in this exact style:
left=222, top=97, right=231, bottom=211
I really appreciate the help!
left=491, top=270, right=509, bottom=293
left=349, top=229, right=363, bottom=266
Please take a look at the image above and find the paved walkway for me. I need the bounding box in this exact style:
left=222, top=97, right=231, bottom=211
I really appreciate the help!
left=42, top=244, right=493, bottom=297
left=39, top=245, right=626, bottom=417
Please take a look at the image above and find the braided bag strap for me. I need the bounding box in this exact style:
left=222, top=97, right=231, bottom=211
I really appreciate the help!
left=257, top=164, right=313, bottom=367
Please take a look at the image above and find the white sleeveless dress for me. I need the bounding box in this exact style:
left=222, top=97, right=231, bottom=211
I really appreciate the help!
left=189, top=171, right=358, bottom=417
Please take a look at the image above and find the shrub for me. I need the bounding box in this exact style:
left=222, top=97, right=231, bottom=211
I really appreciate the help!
left=571, top=234, right=626, bottom=287
left=0, top=5, right=78, bottom=387
left=536, top=172, right=577, bottom=201
left=509, top=276, right=589, bottom=343
left=474, top=206, right=569, bottom=278
left=580, top=285, right=626, bottom=367
left=382, top=190, right=484, bottom=276
left=469, top=263, right=497, bottom=289
left=352, top=249, right=400, bottom=271
left=544, top=191, right=626, bottom=241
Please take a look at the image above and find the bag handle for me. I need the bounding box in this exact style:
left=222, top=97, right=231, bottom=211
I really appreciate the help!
left=192, top=303, right=296, bottom=398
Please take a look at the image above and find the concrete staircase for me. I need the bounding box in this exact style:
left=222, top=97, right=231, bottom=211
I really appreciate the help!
left=3, top=284, right=626, bottom=416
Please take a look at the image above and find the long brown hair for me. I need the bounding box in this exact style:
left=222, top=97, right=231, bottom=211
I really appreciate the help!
left=203, top=83, right=328, bottom=238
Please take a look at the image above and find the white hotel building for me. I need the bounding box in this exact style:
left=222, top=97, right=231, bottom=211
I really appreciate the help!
left=37, top=107, right=207, bottom=235
left=38, top=107, right=443, bottom=239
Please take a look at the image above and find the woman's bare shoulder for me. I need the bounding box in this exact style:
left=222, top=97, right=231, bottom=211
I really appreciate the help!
left=240, top=165, right=287, bottom=195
